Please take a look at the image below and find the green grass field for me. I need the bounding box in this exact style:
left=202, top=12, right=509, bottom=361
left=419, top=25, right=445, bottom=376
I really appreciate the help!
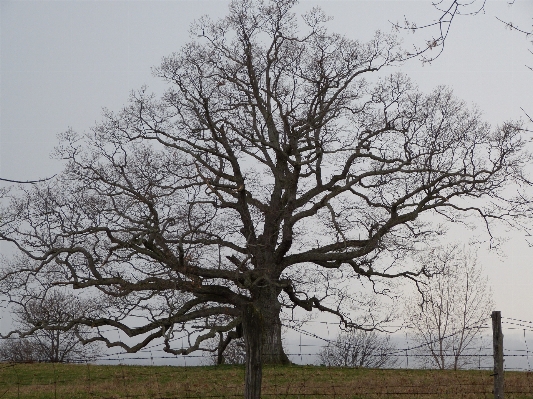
left=1, top=363, right=533, bottom=398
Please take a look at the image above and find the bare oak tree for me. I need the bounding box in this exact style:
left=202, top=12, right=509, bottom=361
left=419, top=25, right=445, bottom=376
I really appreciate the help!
left=319, top=329, right=398, bottom=368
left=0, top=290, right=101, bottom=363
left=404, top=246, right=493, bottom=370
left=0, top=0, right=526, bottom=397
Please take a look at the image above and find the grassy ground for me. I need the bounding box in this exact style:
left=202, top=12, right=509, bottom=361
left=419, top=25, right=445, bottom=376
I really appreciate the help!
left=1, top=362, right=533, bottom=399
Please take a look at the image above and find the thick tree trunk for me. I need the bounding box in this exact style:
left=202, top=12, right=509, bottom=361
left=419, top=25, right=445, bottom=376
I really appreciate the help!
left=258, top=288, right=291, bottom=365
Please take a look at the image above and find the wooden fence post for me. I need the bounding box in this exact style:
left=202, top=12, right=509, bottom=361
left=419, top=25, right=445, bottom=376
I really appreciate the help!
left=492, top=311, right=504, bottom=399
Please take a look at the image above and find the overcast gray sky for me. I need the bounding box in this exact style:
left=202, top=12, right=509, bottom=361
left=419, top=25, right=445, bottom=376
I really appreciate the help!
left=1, top=0, right=533, bottom=343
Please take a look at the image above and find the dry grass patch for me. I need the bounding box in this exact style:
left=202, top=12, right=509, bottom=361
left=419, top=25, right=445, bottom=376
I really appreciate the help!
left=2, top=363, right=533, bottom=398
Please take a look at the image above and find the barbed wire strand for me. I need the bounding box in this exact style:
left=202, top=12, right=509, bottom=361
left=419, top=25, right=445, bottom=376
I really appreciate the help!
left=503, top=317, right=533, bottom=325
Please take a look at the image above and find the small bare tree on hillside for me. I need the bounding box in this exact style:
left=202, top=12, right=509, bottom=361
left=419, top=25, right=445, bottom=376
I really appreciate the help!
left=319, top=329, right=398, bottom=368
left=0, top=338, right=36, bottom=363
left=0, top=290, right=101, bottom=363
left=405, top=246, right=493, bottom=370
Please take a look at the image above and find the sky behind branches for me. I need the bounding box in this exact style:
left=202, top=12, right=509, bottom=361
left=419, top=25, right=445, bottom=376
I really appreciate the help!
left=1, top=0, right=533, bottom=341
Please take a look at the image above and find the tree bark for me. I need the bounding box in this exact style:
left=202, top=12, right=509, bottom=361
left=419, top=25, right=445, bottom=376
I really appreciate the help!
left=256, top=285, right=291, bottom=365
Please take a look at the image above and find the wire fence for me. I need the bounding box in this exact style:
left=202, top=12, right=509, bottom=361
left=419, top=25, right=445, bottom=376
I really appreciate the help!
left=0, top=361, right=511, bottom=399
left=1, top=316, right=533, bottom=398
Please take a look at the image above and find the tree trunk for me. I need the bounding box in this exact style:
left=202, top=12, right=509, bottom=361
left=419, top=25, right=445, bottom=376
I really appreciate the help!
left=243, top=303, right=262, bottom=399
left=257, top=286, right=291, bottom=365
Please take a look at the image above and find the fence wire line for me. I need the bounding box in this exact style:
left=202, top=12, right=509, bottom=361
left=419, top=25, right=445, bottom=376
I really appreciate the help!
left=4, top=317, right=530, bottom=362
left=2, top=323, right=533, bottom=398
left=504, top=317, right=533, bottom=324
left=55, top=316, right=528, bottom=378
left=1, top=315, right=533, bottom=399
left=502, top=321, right=533, bottom=333
left=284, top=319, right=493, bottom=359
left=1, top=360, right=531, bottom=398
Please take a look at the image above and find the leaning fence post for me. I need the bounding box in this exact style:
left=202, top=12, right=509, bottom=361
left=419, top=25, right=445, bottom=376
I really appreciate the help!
left=492, top=311, right=504, bottom=399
